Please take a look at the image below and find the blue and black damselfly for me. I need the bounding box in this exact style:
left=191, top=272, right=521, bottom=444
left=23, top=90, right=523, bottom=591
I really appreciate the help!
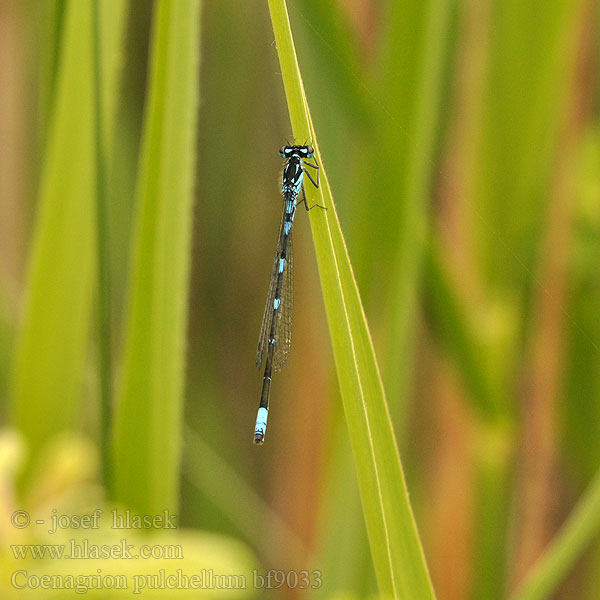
left=254, top=145, right=324, bottom=445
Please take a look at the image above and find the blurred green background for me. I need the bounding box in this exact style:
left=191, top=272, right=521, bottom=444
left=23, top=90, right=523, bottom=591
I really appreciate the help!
left=1, top=0, right=600, bottom=598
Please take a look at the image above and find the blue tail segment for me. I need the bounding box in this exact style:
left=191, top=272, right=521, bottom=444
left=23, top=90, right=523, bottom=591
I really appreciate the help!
left=253, top=145, right=322, bottom=445
left=254, top=407, right=269, bottom=445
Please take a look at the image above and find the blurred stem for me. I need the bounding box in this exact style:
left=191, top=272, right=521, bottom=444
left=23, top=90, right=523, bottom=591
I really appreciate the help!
left=91, top=0, right=113, bottom=495
left=424, top=239, right=509, bottom=422
left=37, top=0, right=67, bottom=138
left=378, top=0, right=452, bottom=425
left=426, top=230, right=516, bottom=600
left=509, top=2, right=587, bottom=585
left=509, top=468, right=600, bottom=600
left=470, top=421, right=515, bottom=600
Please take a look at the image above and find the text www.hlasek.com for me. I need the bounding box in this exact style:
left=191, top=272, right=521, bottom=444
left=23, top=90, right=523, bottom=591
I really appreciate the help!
left=10, top=539, right=183, bottom=560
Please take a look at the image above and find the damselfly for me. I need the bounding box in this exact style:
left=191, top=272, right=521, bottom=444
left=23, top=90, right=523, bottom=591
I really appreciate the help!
left=254, top=145, right=324, bottom=445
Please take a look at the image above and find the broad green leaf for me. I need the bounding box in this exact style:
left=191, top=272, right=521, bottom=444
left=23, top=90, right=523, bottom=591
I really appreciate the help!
left=112, top=0, right=201, bottom=514
left=10, top=0, right=126, bottom=472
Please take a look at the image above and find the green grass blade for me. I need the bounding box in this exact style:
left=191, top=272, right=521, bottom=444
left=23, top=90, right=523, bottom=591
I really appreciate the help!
left=268, top=1, right=436, bottom=597
left=10, top=0, right=125, bottom=474
left=509, top=467, right=600, bottom=600
left=112, top=0, right=201, bottom=513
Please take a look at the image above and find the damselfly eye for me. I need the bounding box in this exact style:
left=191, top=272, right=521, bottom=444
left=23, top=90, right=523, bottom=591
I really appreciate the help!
left=279, top=146, right=286, bottom=157
left=306, top=145, right=315, bottom=157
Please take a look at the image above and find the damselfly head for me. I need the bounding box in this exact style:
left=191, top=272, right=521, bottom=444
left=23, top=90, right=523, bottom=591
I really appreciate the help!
left=279, top=145, right=315, bottom=159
